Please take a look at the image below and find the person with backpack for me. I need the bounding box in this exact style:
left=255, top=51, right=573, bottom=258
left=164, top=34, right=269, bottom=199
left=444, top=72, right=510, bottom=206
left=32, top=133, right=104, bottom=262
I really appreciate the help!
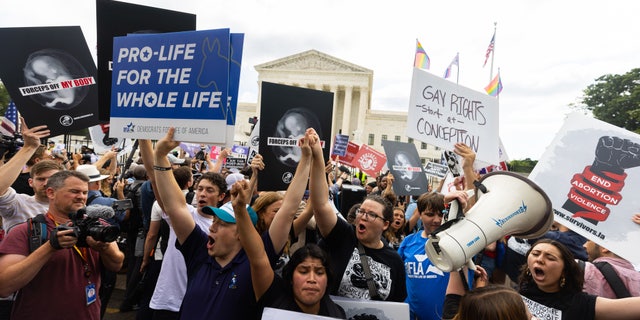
left=582, top=240, right=640, bottom=298
left=0, top=170, right=124, bottom=320
left=0, top=122, right=61, bottom=320
left=119, top=164, right=148, bottom=312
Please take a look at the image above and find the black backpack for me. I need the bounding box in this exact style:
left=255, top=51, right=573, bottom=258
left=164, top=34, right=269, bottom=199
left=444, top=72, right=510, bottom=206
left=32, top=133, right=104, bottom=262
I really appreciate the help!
left=27, top=214, right=48, bottom=253
left=578, top=260, right=632, bottom=298
left=123, top=181, right=144, bottom=230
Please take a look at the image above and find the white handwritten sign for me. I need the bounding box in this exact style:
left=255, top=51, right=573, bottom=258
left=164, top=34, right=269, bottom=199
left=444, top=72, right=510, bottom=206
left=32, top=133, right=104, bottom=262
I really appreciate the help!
left=406, top=68, right=500, bottom=164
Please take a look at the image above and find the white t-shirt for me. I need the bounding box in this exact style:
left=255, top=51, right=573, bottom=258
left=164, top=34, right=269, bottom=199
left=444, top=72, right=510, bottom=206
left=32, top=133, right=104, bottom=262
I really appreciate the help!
left=149, top=204, right=212, bottom=312
left=0, top=188, right=49, bottom=233
left=149, top=201, right=165, bottom=260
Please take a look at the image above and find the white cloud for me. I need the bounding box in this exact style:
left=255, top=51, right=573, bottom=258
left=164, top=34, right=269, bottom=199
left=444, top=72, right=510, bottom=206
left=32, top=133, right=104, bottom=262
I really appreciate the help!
left=1, top=0, right=638, bottom=160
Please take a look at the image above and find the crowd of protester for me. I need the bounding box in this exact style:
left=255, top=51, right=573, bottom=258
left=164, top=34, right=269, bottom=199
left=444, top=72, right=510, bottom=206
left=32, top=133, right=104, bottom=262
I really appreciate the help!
left=0, top=120, right=639, bottom=320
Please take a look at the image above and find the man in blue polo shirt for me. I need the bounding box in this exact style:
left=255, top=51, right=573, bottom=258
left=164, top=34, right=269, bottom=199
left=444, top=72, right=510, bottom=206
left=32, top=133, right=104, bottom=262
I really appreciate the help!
left=151, top=128, right=277, bottom=319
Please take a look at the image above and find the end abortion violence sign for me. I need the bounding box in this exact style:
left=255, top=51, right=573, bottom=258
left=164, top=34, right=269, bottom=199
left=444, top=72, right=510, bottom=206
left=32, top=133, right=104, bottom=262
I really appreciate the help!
left=406, top=68, right=500, bottom=164
left=109, top=28, right=233, bottom=143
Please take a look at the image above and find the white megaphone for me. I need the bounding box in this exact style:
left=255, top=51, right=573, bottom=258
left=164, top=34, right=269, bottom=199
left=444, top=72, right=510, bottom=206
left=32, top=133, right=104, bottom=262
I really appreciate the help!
left=425, top=171, right=554, bottom=272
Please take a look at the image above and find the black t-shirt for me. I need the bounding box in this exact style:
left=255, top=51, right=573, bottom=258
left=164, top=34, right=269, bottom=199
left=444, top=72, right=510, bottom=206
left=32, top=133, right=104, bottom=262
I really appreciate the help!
left=319, top=218, right=407, bottom=302
left=443, top=287, right=597, bottom=320
left=521, top=285, right=596, bottom=320
left=258, top=275, right=346, bottom=319
left=442, top=294, right=461, bottom=320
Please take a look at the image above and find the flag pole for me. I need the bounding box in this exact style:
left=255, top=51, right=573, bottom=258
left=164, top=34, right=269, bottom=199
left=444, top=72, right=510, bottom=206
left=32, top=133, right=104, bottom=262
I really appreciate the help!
left=456, top=52, right=460, bottom=85
left=489, top=22, right=497, bottom=82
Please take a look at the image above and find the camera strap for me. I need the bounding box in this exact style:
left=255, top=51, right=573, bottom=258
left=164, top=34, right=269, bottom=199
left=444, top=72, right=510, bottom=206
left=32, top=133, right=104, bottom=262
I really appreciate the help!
left=86, top=194, right=100, bottom=206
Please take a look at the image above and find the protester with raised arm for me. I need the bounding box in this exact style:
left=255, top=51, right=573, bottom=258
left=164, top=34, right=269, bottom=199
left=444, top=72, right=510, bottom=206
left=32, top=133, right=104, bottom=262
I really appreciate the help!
left=311, top=128, right=406, bottom=302
left=152, top=128, right=280, bottom=319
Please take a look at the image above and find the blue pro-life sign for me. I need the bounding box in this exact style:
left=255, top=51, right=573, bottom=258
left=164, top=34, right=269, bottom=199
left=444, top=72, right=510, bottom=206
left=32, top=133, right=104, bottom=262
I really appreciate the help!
left=110, top=28, right=231, bottom=143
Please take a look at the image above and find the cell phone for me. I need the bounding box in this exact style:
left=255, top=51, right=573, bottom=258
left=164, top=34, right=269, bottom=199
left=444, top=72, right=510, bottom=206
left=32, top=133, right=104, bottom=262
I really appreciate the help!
left=443, top=150, right=462, bottom=177
left=112, top=199, right=133, bottom=211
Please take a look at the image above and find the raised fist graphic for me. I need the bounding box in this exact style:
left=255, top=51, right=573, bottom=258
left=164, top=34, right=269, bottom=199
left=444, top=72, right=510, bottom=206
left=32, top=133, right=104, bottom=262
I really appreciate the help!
left=563, top=136, right=639, bottom=224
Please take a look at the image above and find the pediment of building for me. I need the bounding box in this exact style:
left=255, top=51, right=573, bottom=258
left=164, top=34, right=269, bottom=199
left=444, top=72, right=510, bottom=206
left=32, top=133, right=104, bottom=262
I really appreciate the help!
left=255, top=49, right=372, bottom=74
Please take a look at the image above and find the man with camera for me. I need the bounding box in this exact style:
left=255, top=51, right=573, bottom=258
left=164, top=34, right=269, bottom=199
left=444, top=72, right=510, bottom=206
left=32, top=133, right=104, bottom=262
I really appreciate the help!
left=0, top=170, right=124, bottom=320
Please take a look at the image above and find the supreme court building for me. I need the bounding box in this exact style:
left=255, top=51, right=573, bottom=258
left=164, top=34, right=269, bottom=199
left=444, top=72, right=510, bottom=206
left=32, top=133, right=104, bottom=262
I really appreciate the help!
left=235, top=49, right=442, bottom=168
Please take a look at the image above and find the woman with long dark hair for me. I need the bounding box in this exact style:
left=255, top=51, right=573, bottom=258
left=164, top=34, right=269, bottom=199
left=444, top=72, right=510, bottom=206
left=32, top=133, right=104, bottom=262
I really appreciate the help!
left=233, top=129, right=345, bottom=318
left=519, top=239, right=640, bottom=319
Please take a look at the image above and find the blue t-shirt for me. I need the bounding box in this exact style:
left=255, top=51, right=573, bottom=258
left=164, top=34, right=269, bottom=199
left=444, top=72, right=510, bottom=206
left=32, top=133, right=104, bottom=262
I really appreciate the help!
left=398, top=232, right=449, bottom=320
left=177, top=224, right=276, bottom=320
left=405, top=202, right=421, bottom=231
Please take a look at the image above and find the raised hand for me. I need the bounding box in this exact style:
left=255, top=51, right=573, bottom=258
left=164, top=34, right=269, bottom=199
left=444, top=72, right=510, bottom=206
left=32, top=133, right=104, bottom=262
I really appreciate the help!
left=324, top=160, right=334, bottom=174
left=250, top=153, right=265, bottom=172
left=217, top=148, right=231, bottom=161
left=20, top=117, right=50, bottom=148
left=155, top=127, right=180, bottom=156
left=299, top=131, right=312, bottom=157
left=453, top=142, right=476, bottom=168
left=230, top=180, right=251, bottom=208
left=632, top=213, right=640, bottom=225
left=306, top=128, right=321, bottom=155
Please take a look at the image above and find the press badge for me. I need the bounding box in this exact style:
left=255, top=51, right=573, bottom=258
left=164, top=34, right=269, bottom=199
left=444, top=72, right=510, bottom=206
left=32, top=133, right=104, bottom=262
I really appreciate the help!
left=86, top=283, right=97, bottom=305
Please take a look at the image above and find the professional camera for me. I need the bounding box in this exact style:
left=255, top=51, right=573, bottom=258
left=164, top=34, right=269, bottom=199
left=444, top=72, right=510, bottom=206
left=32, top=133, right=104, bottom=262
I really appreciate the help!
left=112, top=199, right=133, bottom=211
left=56, top=206, right=119, bottom=247
left=195, top=148, right=206, bottom=161
left=0, top=134, right=24, bottom=160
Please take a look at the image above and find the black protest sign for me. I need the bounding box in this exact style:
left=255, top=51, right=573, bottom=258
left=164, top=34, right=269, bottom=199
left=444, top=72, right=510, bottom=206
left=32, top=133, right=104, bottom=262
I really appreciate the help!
left=224, top=157, right=247, bottom=169
left=382, top=140, right=429, bottom=196
left=0, top=26, right=100, bottom=136
left=424, top=161, right=449, bottom=178
left=258, top=82, right=333, bottom=191
left=96, top=0, right=196, bottom=121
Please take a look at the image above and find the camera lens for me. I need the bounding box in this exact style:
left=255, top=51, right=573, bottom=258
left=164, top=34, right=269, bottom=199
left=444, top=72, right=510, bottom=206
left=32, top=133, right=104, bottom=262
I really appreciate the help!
left=89, top=225, right=119, bottom=243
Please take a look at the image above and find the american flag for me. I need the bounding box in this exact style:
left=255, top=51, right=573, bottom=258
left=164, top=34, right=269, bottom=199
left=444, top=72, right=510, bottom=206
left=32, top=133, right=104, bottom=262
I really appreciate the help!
left=0, top=101, right=18, bottom=136
left=483, top=32, right=495, bottom=67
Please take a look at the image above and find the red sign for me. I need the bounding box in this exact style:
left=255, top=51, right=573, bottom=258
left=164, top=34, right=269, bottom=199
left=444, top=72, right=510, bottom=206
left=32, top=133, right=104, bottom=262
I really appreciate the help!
left=336, top=141, right=360, bottom=166
left=351, top=144, right=387, bottom=176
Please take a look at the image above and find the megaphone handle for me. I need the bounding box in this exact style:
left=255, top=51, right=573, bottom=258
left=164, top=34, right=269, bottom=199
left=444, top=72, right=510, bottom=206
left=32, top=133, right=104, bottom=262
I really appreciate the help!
left=465, top=259, right=477, bottom=271
left=457, top=268, right=470, bottom=292
left=456, top=259, right=477, bottom=292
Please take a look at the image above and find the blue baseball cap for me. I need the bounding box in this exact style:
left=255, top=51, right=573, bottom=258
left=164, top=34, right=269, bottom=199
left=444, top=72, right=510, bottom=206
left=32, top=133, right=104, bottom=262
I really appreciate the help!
left=202, top=202, right=258, bottom=226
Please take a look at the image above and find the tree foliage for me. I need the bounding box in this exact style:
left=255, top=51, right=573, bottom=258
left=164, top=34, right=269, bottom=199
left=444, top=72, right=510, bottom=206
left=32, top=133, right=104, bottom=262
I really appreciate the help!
left=508, top=158, right=538, bottom=173
left=579, top=68, right=640, bottom=133
left=0, top=82, right=10, bottom=114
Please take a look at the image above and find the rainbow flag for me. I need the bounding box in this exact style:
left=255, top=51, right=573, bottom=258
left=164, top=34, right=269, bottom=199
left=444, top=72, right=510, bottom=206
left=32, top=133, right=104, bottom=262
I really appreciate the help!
left=413, top=39, right=430, bottom=69
left=443, top=53, right=459, bottom=79
left=484, top=73, right=503, bottom=97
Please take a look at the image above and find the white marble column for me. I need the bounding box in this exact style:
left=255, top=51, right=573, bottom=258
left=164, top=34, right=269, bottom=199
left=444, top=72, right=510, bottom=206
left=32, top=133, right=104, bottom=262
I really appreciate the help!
left=355, top=86, right=368, bottom=143
left=342, top=85, right=353, bottom=135
left=330, top=85, right=339, bottom=139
